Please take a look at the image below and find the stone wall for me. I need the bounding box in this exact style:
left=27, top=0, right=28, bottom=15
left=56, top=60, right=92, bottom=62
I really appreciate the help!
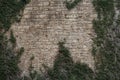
left=11, top=0, right=97, bottom=74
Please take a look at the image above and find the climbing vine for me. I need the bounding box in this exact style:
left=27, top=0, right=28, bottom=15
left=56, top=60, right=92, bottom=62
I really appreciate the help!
left=65, top=0, right=82, bottom=10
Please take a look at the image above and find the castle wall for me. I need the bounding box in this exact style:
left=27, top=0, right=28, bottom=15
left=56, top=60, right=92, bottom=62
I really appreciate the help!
left=11, top=0, right=96, bottom=74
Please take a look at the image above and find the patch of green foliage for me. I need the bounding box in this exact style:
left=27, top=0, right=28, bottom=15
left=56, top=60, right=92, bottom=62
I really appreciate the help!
left=23, top=41, right=94, bottom=80
left=65, top=0, right=82, bottom=10
left=0, top=0, right=29, bottom=31
left=0, top=0, right=29, bottom=80
left=92, top=0, right=115, bottom=55
left=92, top=0, right=120, bottom=80
left=0, top=33, right=24, bottom=80
left=116, top=0, right=120, bottom=9
left=47, top=42, right=94, bottom=80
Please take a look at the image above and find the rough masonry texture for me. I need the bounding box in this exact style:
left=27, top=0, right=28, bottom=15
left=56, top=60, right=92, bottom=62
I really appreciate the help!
left=11, top=0, right=97, bottom=74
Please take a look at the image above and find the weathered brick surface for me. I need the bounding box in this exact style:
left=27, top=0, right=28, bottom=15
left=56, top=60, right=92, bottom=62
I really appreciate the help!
left=11, top=0, right=96, bottom=74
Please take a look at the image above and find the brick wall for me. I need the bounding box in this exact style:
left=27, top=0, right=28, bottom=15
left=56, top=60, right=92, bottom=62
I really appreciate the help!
left=11, top=0, right=97, bottom=74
